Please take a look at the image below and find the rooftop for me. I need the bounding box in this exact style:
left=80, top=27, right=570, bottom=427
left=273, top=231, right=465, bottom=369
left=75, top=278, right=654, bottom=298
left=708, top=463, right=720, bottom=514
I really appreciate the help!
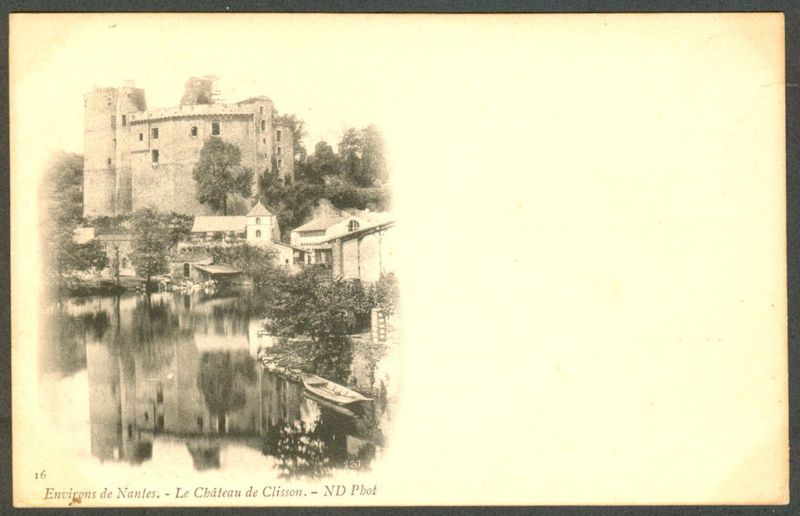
left=292, top=216, right=350, bottom=233
left=247, top=201, right=277, bottom=217
left=192, top=263, right=241, bottom=275
left=191, top=216, right=247, bottom=233
left=322, top=220, right=395, bottom=243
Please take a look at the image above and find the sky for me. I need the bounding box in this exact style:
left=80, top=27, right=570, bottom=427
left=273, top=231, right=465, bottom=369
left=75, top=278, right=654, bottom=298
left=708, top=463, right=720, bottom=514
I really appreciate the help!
left=11, top=13, right=402, bottom=156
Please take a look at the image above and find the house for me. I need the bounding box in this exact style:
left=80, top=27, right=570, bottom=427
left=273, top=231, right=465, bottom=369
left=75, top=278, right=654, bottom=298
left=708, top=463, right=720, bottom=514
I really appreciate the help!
left=289, top=199, right=390, bottom=265
left=190, top=201, right=280, bottom=244
left=185, top=202, right=308, bottom=274
left=322, top=220, right=395, bottom=283
left=169, top=251, right=213, bottom=281
left=271, top=241, right=311, bottom=273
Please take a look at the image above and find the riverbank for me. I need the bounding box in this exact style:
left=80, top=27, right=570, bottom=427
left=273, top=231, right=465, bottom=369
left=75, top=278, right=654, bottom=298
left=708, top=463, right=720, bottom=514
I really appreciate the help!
left=55, top=276, right=143, bottom=297
left=258, top=332, right=390, bottom=400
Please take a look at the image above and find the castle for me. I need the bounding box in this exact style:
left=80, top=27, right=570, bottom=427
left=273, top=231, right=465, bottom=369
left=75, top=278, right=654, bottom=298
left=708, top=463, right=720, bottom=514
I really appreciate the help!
left=83, top=81, right=294, bottom=216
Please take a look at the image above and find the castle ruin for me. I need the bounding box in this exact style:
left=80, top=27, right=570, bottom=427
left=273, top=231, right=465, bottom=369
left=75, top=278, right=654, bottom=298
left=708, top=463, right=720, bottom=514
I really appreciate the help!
left=83, top=81, right=294, bottom=216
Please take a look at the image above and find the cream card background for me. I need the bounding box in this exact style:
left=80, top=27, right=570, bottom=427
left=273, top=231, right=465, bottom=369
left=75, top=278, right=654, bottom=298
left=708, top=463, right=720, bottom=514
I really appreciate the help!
left=11, top=13, right=787, bottom=506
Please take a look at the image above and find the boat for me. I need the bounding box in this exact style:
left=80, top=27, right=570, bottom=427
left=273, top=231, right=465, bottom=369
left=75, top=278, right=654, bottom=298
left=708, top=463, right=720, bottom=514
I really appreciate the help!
left=302, top=374, right=372, bottom=406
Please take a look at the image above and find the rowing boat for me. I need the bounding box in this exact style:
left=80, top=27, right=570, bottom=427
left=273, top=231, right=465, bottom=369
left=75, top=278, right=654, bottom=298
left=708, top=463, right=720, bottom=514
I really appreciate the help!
left=302, top=374, right=372, bottom=405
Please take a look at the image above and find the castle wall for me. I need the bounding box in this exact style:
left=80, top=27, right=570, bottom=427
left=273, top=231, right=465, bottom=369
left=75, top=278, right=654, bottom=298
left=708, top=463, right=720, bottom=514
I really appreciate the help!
left=130, top=115, right=260, bottom=215
left=274, top=123, right=295, bottom=182
left=84, top=86, right=293, bottom=217
left=113, top=87, right=147, bottom=213
left=84, top=88, right=119, bottom=216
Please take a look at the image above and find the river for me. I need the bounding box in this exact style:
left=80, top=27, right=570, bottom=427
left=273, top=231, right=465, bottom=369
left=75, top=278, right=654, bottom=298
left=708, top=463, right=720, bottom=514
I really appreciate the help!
left=39, top=290, right=381, bottom=479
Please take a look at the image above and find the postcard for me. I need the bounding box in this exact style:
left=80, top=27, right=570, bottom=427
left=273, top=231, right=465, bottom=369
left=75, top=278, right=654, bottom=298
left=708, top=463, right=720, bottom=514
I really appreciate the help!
left=10, top=12, right=788, bottom=507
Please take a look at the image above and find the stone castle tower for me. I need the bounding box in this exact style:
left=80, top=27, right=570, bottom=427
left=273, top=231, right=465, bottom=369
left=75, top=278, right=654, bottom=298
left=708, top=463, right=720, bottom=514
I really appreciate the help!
left=83, top=83, right=147, bottom=216
left=83, top=81, right=294, bottom=217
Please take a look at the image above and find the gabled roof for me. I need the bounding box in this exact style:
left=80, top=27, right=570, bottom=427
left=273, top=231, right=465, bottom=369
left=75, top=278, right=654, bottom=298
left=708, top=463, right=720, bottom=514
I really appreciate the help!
left=321, top=220, right=395, bottom=243
left=247, top=201, right=277, bottom=217
left=192, top=263, right=241, bottom=275
left=271, top=240, right=309, bottom=253
left=191, top=216, right=247, bottom=233
left=292, top=216, right=350, bottom=233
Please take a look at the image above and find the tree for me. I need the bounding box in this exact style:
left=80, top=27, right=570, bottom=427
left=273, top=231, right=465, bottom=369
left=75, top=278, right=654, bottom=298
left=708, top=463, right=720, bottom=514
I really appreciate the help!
left=361, top=125, right=388, bottom=185
left=338, top=126, right=388, bottom=187
left=39, top=152, right=110, bottom=291
left=65, top=240, right=109, bottom=274
left=130, top=208, right=172, bottom=288
left=193, top=138, right=253, bottom=215
left=263, top=268, right=371, bottom=382
left=338, top=128, right=365, bottom=186
left=180, top=75, right=220, bottom=106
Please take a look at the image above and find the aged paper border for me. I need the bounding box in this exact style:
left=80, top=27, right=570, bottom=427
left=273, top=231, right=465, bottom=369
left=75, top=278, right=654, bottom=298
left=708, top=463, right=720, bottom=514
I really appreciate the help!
left=6, top=3, right=797, bottom=512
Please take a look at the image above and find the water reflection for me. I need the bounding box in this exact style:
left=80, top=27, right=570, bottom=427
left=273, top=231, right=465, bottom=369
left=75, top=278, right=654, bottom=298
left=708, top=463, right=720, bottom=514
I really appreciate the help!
left=42, top=291, right=381, bottom=477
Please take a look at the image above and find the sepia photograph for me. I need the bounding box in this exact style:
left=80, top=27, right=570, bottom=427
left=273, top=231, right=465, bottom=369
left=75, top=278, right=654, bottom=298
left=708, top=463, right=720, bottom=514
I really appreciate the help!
left=10, top=11, right=790, bottom=507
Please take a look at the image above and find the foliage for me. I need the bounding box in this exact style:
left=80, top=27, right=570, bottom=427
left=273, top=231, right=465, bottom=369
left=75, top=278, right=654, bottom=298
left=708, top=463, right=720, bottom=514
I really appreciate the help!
left=262, top=268, right=371, bottom=382
left=202, top=243, right=282, bottom=289
left=130, top=208, right=173, bottom=285
left=40, top=152, right=110, bottom=291
left=193, top=138, right=253, bottom=215
left=300, top=141, right=339, bottom=184
left=83, top=214, right=131, bottom=235
left=337, top=125, right=387, bottom=187
left=64, top=240, right=109, bottom=272
left=41, top=151, right=83, bottom=223
left=252, top=120, right=391, bottom=237
left=368, top=272, right=400, bottom=317
left=161, top=213, right=195, bottom=247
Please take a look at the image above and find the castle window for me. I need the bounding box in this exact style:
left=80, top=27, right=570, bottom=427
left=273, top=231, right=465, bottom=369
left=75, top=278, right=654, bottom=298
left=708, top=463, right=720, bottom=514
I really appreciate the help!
left=255, top=230, right=261, bottom=238
left=262, top=138, right=266, bottom=144
left=113, top=138, right=116, bottom=147
left=277, top=130, right=282, bottom=142
left=151, top=127, right=159, bottom=139
left=260, top=106, right=264, bottom=115
left=348, top=220, right=360, bottom=232
left=277, top=158, right=283, bottom=169
left=190, top=126, right=198, bottom=137
left=122, top=114, right=127, bottom=126
left=156, top=385, right=163, bottom=404
left=197, top=416, right=203, bottom=430
left=144, top=411, right=149, bottom=422
left=107, top=158, right=112, bottom=165
left=211, top=121, right=220, bottom=136
left=277, top=147, right=282, bottom=156
left=152, top=149, right=159, bottom=163
left=139, top=132, right=143, bottom=141
left=256, top=217, right=261, bottom=224
left=261, top=120, right=266, bottom=132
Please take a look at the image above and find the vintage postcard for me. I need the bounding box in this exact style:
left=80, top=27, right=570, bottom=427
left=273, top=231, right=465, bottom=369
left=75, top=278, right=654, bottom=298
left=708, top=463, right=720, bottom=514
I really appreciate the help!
left=10, top=13, right=788, bottom=507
